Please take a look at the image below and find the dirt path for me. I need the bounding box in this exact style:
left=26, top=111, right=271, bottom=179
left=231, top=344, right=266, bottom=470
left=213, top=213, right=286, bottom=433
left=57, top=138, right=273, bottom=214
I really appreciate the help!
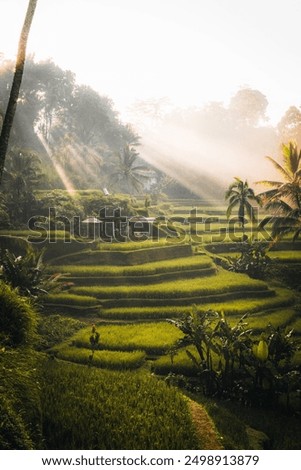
left=188, top=398, right=224, bottom=450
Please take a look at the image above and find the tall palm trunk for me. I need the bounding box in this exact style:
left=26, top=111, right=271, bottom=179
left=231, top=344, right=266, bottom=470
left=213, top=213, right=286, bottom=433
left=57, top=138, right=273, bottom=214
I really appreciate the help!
left=0, top=0, right=38, bottom=184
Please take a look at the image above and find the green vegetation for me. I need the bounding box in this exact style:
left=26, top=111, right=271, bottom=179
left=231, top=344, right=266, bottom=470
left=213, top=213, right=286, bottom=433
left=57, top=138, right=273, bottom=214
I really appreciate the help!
left=37, top=314, right=85, bottom=350
left=48, top=255, right=214, bottom=277
left=258, top=142, right=301, bottom=241
left=0, top=281, right=38, bottom=346
left=225, top=177, right=261, bottom=238
left=72, top=270, right=271, bottom=299
left=67, top=322, right=183, bottom=355
left=41, top=360, right=199, bottom=449
left=0, top=348, right=42, bottom=449
left=1, top=24, right=300, bottom=450
left=44, top=293, right=100, bottom=306
left=53, top=345, right=146, bottom=370
left=168, top=307, right=301, bottom=406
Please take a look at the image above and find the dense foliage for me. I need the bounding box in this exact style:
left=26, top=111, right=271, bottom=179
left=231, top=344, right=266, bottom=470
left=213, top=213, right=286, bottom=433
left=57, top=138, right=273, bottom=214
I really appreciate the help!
left=0, top=58, right=146, bottom=192
left=169, top=307, right=301, bottom=407
left=0, top=281, right=37, bottom=346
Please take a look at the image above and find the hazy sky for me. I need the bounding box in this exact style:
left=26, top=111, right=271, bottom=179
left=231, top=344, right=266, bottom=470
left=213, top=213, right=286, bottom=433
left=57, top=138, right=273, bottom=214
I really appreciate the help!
left=0, top=0, right=301, bottom=124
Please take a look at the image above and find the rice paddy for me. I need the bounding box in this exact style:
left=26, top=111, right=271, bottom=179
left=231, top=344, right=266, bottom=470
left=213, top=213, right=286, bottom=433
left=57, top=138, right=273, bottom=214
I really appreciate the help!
left=2, top=196, right=300, bottom=450
left=38, top=197, right=300, bottom=376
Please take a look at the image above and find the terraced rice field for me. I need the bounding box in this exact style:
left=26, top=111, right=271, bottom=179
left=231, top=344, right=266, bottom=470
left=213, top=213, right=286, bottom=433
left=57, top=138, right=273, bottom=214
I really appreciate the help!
left=39, top=198, right=299, bottom=375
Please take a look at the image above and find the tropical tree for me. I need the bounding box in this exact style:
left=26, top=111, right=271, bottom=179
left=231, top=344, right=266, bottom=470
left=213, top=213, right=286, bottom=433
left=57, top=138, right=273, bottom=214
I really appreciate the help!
left=225, top=177, right=261, bottom=239
left=278, top=106, right=301, bottom=148
left=110, top=144, right=149, bottom=193
left=229, top=88, right=268, bottom=127
left=2, top=147, right=42, bottom=223
left=0, top=0, right=38, bottom=184
left=257, top=142, right=301, bottom=240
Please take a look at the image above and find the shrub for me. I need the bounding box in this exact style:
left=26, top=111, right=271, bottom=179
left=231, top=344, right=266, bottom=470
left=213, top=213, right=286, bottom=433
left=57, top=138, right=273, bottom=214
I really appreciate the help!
left=37, top=314, right=85, bottom=350
left=0, top=349, right=42, bottom=449
left=0, top=282, right=38, bottom=346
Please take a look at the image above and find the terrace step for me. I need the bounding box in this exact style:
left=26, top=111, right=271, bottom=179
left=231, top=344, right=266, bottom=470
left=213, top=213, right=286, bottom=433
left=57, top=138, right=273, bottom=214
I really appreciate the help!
left=43, top=303, right=101, bottom=316
left=98, top=288, right=275, bottom=308
left=62, top=267, right=217, bottom=286
left=50, top=244, right=193, bottom=266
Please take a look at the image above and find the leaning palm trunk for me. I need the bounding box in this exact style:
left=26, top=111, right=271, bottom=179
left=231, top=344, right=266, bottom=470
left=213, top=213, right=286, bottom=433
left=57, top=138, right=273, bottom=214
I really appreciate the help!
left=0, top=0, right=38, bottom=184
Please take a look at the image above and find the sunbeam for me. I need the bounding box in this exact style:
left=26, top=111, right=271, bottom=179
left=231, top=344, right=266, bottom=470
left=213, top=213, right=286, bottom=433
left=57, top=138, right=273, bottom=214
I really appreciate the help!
left=36, top=131, right=76, bottom=196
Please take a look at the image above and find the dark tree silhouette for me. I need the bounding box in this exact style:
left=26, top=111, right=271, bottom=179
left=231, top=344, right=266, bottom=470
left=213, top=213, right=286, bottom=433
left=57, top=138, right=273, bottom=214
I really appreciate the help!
left=0, top=0, right=38, bottom=184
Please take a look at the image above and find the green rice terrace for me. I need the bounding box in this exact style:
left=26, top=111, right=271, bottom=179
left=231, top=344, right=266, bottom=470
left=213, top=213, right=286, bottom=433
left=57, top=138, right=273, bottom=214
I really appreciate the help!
left=1, top=197, right=301, bottom=450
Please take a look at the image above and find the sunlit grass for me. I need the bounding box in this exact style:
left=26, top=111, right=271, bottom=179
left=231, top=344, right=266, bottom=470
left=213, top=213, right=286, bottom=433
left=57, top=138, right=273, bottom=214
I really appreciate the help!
left=97, top=239, right=176, bottom=251
left=97, top=288, right=293, bottom=320
left=71, top=270, right=271, bottom=299
left=48, top=255, right=214, bottom=277
left=68, top=322, right=183, bottom=354
left=239, top=308, right=296, bottom=331
left=153, top=346, right=199, bottom=376
left=44, top=293, right=99, bottom=306
left=52, top=345, right=146, bottom=370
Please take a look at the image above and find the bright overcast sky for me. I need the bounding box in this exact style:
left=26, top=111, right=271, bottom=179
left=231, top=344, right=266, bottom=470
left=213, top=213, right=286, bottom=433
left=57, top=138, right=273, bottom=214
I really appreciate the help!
left=0, top=0, right=301, bottom=123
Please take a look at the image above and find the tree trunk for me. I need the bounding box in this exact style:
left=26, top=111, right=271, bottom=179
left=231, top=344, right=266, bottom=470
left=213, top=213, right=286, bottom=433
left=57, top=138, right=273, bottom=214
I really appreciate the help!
left=0, top=0, right=38, bottom=184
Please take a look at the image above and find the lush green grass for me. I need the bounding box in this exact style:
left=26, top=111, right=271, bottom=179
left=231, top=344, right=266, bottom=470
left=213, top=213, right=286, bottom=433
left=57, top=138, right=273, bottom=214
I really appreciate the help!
left=153, top=346, right=199, bottom=376
left=97, top=288, right=294, bottom=320
left=44, top=293, right=99, bottom=306
left=48, top=255, right=214, bottom=277
left=52, top=345, right=146, bottom=370
left=197, top=288, right=295, bottom=316
left=0, top=230, right=68, bottom=238
left=97, top=239, right=177, bottom=251
left=100, top=305, right=194, bottom=320
left=71, top=270, right=271, bottom=300
left=238, top=308, right=297, bottom=331
left=268, top=251, right=301, bottom=263
left=37, top=314, right=85, bottom=350
left=0, top=349, right=43, bottom=449
left=68, top=322, right=183, bottom=355
left=41, top=360, right=199, bottom=449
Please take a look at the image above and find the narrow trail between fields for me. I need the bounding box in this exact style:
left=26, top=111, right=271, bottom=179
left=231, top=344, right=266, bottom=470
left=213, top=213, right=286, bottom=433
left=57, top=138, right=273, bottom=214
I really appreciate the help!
left=188, top=399, right=224, bottom=450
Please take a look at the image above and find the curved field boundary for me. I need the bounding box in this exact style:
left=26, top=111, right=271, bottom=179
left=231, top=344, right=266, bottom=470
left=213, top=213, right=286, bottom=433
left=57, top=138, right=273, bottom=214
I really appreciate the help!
left=98, top=288, right=295, bottom=320
left=43, top=303, right=101, bottom=316
left=98, top=289, right=275, bottom=308
left=62, top=267, right=217, bottom=286
left=49, top=244, right=193, bottom=266
left=51, top=346, right=146, bottom=370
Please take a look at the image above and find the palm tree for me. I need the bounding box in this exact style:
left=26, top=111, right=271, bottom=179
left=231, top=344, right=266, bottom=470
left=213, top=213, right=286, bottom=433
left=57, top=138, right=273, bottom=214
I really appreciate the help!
left=110, top=145, right=149, bottom=194
left=225, top=177, right=261, bottom=239
left=257, top=142, right=301, bottom=240
left=0, top=0, right=38, bottom=184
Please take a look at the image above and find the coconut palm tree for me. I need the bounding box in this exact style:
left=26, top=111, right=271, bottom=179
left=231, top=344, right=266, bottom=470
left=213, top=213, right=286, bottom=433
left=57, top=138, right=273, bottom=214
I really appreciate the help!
left=0, top=0, right=38, bottom=184
left=110, top=145, right=149, bottom=194
left=225, top=177, right=261, bottom=239
left=257, top=142, right=301, bottom=240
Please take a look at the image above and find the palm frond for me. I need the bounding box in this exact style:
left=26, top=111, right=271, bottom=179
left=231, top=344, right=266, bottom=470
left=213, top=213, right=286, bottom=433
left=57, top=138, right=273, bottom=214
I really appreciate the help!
left=265, top=156, right=291, bottom=182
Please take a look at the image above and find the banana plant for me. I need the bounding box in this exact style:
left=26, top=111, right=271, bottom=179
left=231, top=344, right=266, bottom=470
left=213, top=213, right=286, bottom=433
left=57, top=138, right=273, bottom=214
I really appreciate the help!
left=0, top=246, right=62, bottom=298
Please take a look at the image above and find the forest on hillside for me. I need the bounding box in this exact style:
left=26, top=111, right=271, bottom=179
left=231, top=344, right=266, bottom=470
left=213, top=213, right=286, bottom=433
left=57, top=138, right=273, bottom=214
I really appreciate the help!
left=1, top=56, right=301, bottom=199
